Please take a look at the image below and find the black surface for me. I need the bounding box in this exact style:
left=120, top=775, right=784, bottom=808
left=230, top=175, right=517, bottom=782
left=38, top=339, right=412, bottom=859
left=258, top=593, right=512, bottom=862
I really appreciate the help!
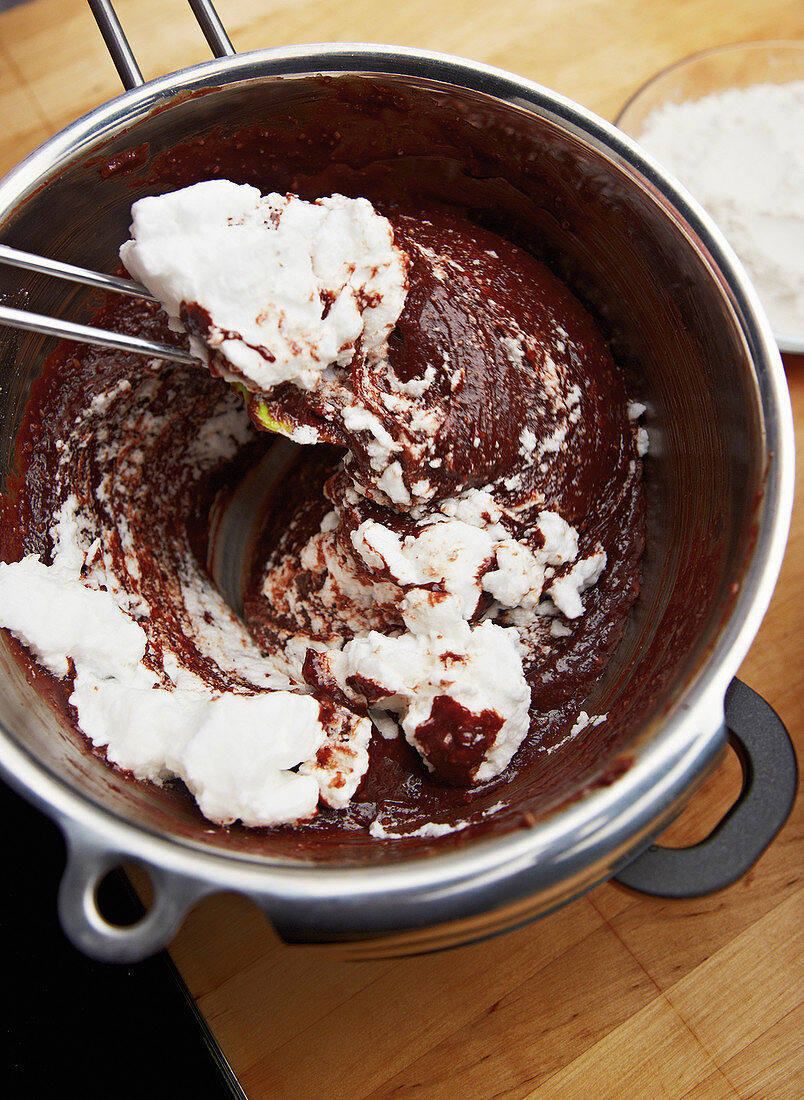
left=3, top=776, right=246, bottom=1098
left=615, top=677, right=798, bottom=897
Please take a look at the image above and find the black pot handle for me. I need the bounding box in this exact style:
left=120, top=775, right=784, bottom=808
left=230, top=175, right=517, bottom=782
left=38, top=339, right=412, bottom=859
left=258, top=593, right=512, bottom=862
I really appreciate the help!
left=614, top=678, right=797, bottom=897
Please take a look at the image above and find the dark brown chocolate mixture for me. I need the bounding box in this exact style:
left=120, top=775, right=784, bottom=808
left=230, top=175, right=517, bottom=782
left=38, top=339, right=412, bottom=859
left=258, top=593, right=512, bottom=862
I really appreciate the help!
left=0, top=110, right=645, bottom=837
left=238, top=209, right=644, bottom=819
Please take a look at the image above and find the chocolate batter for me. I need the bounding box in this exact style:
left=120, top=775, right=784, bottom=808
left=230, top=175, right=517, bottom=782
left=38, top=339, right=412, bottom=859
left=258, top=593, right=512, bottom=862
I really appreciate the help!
left=201, top=210, right=632, bottom=518
left=0, top=181, right=644, bottom=837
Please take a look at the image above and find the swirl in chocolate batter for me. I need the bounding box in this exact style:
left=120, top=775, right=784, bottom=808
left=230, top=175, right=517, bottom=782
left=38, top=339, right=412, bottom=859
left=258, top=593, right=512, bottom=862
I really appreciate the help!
left=0, top=185, right=645, bottom=837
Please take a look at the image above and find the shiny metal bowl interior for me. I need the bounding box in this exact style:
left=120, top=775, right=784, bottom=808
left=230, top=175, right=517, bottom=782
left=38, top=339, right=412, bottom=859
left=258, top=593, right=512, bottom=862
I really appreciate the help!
left=0, top=48, right=792, bottom=947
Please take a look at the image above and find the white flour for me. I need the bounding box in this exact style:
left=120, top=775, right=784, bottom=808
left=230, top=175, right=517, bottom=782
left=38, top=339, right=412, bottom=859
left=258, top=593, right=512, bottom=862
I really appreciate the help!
left=635, top=81, right=804, bottom=340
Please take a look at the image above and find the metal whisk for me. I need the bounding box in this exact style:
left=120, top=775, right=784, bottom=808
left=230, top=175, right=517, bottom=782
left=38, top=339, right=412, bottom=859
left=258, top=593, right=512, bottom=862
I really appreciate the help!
left=0, top=0, right=234, bottom=365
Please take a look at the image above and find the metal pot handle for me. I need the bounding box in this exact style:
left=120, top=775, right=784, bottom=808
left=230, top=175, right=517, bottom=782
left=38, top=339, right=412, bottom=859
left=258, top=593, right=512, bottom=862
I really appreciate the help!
left=56, top=818, right=212, bottom=962
left=614, top=678, right=797, bottom=897
left=88, top=0, right=235, bottom=92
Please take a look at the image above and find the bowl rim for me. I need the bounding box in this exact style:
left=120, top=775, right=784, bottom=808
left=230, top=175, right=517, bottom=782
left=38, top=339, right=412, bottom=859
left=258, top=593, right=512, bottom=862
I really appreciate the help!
left=0, top=43, right=794, bottom=913
left=614, top=37, right=804, bottom=354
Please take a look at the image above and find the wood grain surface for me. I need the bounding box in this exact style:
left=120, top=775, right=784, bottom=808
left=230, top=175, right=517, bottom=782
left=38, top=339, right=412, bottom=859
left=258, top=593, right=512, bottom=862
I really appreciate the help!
left=1, top=2, right=802, bottom=1097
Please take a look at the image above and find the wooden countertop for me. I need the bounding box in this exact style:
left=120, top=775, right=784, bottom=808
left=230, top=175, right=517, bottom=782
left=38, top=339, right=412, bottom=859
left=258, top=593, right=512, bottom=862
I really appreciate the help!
left=1, top=1, right=802, bottom=1096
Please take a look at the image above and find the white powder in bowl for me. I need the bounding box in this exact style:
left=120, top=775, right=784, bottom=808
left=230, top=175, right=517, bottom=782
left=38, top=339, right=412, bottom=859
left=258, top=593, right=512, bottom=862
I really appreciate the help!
left=635, top=81, right=804, bottom=341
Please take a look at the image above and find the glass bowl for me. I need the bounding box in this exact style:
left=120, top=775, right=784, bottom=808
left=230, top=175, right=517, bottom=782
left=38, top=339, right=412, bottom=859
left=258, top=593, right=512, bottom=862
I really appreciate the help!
left=616, top=40, right=804, bottom=354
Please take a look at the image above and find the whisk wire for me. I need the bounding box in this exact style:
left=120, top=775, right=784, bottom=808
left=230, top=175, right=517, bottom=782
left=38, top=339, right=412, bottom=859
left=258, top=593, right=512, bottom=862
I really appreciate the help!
left=0, top=245, right=196, bottom=365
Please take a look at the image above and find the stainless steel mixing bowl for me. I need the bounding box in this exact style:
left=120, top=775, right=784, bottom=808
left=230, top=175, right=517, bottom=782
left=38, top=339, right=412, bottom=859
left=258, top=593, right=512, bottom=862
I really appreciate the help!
left=0, top=44, right=795, bottom=962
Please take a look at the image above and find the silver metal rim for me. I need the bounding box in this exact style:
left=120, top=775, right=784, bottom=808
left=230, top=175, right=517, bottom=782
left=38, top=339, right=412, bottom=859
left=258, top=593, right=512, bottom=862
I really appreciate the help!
left=0, top=44, right=794, bottom=906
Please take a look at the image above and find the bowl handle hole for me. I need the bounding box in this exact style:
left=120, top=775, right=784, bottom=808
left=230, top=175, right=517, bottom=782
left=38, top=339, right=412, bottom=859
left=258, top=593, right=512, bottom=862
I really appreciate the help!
left=94, top=863, right=153, bottom=929
left=656, top=739, right=744, bottom=849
